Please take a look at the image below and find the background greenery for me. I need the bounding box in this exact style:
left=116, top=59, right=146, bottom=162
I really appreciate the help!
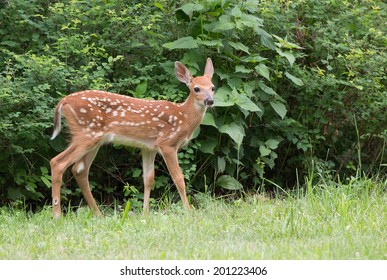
left=0, top=0, right=385, bottom=211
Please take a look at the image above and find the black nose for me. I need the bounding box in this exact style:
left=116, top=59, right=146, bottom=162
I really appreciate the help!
left=204, top=98, right=214, bottom=106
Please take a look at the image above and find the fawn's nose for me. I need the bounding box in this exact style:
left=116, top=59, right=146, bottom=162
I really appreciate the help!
left=204, top=96, right=214, bottom=107
left=204, top=91, right=214, bottom=107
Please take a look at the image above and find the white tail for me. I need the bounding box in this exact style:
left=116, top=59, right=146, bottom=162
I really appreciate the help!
left=50, top=58, right=215, bottom=217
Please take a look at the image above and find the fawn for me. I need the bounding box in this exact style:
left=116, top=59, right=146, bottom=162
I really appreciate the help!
left=50, top=58, right=215, bottom=217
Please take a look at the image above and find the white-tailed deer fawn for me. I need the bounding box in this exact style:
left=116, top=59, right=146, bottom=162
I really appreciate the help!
left=50, top=58, right=215, bottom=217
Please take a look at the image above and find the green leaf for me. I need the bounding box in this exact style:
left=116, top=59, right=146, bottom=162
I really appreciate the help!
left=230, top=6, right=242, bottom=17
left=201, top=40, right=224, bottom=48
left=235, top=65, right=252, bottom=74
left=273, top=34, right=302, bottom=49
left=154, top=2, right=166, bottom=12
left=234, top=10, right=264, bottom=28
left=132, top=169, right=142, bottom=178
left=40, top=176, right=51, bottom=188
left=229, top=42, right=250, bottom=54
left=201, top=112, right=217, bottom=128
left=255, top=63, right=270, bottom=80
left=217, top=157, right=226, bottom=173
left=255, top=27, right=276, bottom=50
left=191, top=127, right=200, bottom=139
left=213, top=21, right=235, bottom=32
left=179, top=3, right=204, bottom=18
left=258, top=82, right=278, bottom=96
left=235, top=95, right=261, bottom=113
left=219, top=123, right=245, bottom=146
left=26, top=182, right=37, bottom=192
left=270, top=101, right=287, bottom=119
left=276, top=48, right=295, bottom=66
left=265, top=138, right=281, bottom=150
left=214, top=96, right=234, bottom=107
left=40, top=166, right=49, bottom=174
left=214, top=87, right=234, bottom=107
left=259, top=146, right=271, bottom=157
left=216, top=175, right=243, bottom=190
left=240, top=55, right=267, bottom=63
left=1, top=41, right=20, bottom=48
left=198, top=138, right=217, bottom=154
left=135, top=81, right=147, bottom=97
left=204, top=15, right=235, bottom=33
left=130, top=41, right=145, bottom=48
left=285, top=72, right=304, bottom=86
left=162, top=36, right=199, bottom=50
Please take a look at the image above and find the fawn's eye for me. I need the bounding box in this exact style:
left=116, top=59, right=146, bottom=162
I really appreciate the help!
left=212, top=86, right=216, bottom=92
left=194, top=87, right=200, bottom=93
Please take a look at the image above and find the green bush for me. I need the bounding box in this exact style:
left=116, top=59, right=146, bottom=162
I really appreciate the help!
left=161, top=0, right=303, bottom=193
left=259, top=0, right=386, bottom=183
left=0, top=0, right=385, bottom=210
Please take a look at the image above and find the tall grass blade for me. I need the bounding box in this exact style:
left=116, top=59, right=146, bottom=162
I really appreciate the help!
left=121, top=200, right=131, bottom=225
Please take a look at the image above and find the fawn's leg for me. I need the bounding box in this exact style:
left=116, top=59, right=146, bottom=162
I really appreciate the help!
left=160, top=146, right=191, bottom=210
left=50, top=143, right=89, bottom=218
left=71, top=147, right=101, bottom=216
left=142, top=149, right=157, bottom=213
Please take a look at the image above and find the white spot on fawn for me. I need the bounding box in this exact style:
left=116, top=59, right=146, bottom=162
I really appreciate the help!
left=93, top=131, right=104, bottom=138
left=76, top=161, right=85, bottom=174
left=168, top=115, right=174, bottom=124
left=80, top=108, right=87, bottom=113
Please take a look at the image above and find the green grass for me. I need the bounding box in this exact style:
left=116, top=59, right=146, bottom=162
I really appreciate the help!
left=0, top=176, right=386, bottom=260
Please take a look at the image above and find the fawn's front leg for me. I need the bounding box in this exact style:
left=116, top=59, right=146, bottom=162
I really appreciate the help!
left=160, top=146, right=191, bottom=210
left=142, top=149, right=157, bottom=213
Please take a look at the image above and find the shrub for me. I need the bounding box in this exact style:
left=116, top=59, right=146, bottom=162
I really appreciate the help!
left=0, top=0, right=385, bottom=209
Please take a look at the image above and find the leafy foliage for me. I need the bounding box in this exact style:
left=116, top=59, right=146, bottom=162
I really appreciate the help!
left=162, top=0, right=299, bottom=194
left=0, top=0, right=385, bottom=209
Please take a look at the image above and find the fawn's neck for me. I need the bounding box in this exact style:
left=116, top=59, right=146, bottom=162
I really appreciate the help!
left=180, top=93, right=207, bottom=130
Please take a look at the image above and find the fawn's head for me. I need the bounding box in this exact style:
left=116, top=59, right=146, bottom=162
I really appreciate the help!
left=175, top=58, right=215, bottom=108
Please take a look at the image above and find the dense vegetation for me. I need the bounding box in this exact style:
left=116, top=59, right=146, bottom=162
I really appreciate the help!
left=0, top=0, right=385, bottom=211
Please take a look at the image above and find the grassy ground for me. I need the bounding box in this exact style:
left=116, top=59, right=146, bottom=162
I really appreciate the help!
left=0, top=176, right=386, bottom=260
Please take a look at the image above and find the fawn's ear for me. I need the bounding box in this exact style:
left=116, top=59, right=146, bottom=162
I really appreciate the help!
left=175, top=61, right=192, bottom=86
left=204, top=58, right=214, bottom=78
